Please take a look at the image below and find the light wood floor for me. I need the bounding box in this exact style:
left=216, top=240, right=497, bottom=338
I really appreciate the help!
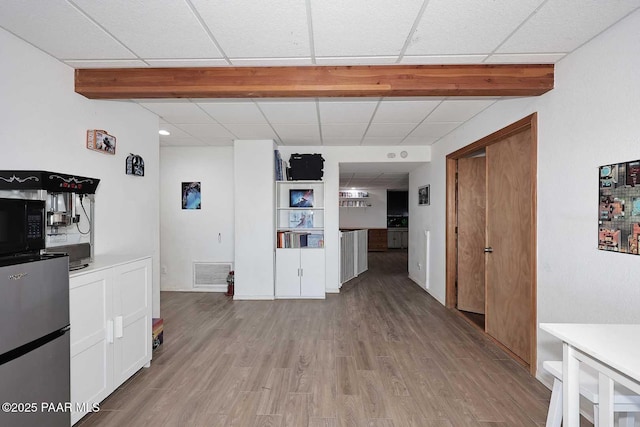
left=79, top=251, right=560, bottom=427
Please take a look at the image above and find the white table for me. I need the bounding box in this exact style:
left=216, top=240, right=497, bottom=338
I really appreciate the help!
left=540, top=324, right=640, bottom=427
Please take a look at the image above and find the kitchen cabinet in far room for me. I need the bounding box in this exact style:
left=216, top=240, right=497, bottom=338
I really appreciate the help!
left=69, top=256, right=152, bottom=425
left=368, top=228, right=388, bottom=252
left=387, top=228, right=408, bottom=249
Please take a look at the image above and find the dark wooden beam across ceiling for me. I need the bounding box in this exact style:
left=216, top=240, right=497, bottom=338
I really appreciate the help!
left=75, top=64, right=554, bottom=99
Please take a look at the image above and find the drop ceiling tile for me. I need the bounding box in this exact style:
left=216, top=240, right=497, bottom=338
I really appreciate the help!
left=366, top=123, right=417, bottom=138
left=400, top=55, right=487, bottom=64
left=271, top=124, right=320, bottom=139
left=158, top=124, right=191, bottom=139
left=198, top=102, right=267, bottom=124
left=145, top=59, right=230, bottom=67
left=497, top=0, right=640, bottom=54
left=73, top=0, right=221, bottom=58
left=64, top=60, right=148, bottom=68
left=401, top=136, right=439, bottom=145
left=138, top=102, right=214, bottom=124
left=315, top=56, right=397, bottom=65
left=484, top=53, right=566, bottom=63
left=0, top=1, right=135, bottom=60
left=176, top=123, right=235, bottom=139
left=310, top=0, right=425, bottom=56
left=318, top=101, right=379, bottom=123
left=322, top=137, right=364, bottom=146
left=258, top=102, right=318, bottom=124
left=279, top=138, right=322, bottom=146
left=410, top=122, right=461, bottom=138
left=406, top=0, right=544, bottom=55
left=191, top=0, right=311, bottom=58
left=373, top=100, right=441, bottom=123
left=230, top=58, right=313, bottom=66
left=426, top=100, right=496, bottom=122
left=321, top=124, right=369, bottom=138
left=224, top=124, right=278, bottom=139
left=361, top=137, right=405, bottom=145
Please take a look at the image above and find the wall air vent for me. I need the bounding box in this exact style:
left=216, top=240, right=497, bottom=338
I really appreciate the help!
left=193, top=262, right=232, bottom=290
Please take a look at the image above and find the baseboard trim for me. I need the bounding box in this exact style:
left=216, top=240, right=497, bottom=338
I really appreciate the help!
left=408, top=274, right=426, bottom=290
left=326, top=288, right=340, bottom=294
left=161, top=286, right=226, bottom=293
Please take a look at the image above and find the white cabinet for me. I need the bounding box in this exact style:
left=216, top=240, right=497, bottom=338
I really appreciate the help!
left=276, top=248, right=325, bottom=298
left=69, top=256, right=152, bottom=425
left=387, top=229, right=408, bottom=249
left=275, top=180, right=325, bottom=299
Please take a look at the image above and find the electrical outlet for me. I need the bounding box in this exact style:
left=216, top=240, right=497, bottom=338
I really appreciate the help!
left=417, top=263, right=422, bottom=270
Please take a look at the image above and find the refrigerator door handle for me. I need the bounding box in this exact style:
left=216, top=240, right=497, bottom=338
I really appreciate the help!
left=106, top=320, right=114, bottom=344
left=114, top=316, right=124, bottom=339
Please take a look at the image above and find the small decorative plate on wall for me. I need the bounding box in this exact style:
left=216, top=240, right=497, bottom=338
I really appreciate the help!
left=126, top=153, right=144, bottom=177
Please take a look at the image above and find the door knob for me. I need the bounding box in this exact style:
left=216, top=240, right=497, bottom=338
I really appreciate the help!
left=484, top=247, right=493, bottom=253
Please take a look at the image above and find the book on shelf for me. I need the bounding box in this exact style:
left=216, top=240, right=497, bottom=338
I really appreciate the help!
left=306, top=233, right=324, bottom=248
left=277, top=231, right=315, bottom=248
left=289, top=210, right=314, bottom=228
left=274, top=149, right=289, bottom=181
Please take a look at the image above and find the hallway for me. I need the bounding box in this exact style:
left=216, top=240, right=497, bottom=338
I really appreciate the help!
left=80, top=251, right=553, bottom=426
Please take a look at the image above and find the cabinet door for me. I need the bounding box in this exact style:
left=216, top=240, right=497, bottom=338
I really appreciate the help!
left=300, top=249, right=325, bottom=298
left=401, top=231, right=408, bottom=249
left=70, top=271, right=113, bottom=425
left=112, top=258, right=152, bottom=387
left=275, top=249, right=301, bottom=297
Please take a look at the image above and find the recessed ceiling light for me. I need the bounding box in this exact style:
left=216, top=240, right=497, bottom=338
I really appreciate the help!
left=159, top=130, right=170, bottom=136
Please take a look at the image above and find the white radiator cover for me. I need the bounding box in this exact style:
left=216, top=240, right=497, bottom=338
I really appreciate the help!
left=193, top=262, right=232, bottom=290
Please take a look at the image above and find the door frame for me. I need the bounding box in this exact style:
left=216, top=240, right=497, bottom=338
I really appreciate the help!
left=445, top=113, right=538, bottom=375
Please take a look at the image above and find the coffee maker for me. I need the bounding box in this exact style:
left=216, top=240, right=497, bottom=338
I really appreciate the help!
left=0, top=170, right=100, bottom=269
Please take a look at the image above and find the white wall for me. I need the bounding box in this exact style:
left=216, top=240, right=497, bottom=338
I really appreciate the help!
left=159, top=147, right=234, bottom=291
left=233, top=140, right=275, bottom=299
left=339, top=188, right=387, bottom=229
left=278, top=146, right=430, bottom=292
left=408, top=164, right=432, bottom=290
left=0, top=28, right=161, bottom=316
left=418, top=10, right=640, bottom=377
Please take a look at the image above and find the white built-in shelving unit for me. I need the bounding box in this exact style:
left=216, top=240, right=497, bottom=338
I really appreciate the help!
left=275, top=180, right=325, bottom=299
left=339, top=190, right=371, bottom=208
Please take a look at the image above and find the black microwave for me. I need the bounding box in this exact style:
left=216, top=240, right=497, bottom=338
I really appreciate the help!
left=0, top=198, right=46, bottom=256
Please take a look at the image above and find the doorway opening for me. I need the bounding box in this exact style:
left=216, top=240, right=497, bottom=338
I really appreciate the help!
left=445, top=114, right=538, bottom=375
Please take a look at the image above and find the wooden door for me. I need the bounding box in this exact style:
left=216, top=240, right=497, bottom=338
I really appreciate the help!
left=457, top=157, right=486, bottom=314
left=485, top=129, right=533, bottom=364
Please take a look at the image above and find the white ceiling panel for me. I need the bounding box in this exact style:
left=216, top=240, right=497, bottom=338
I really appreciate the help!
left=64, top=60, right=148, bottom=68
left=73, top=0, right=221, bottom=59
left=361, top=137, right=405, bottom=145
left=224, top=124, right=278, bottom=139
left=318, top=101, right=379, bottom=123
left=315, top=56, right=397, bottom=65
left=160, top=137, right=207, bottom=146
left=192, top=0, right=311, bottom=58
left=258, top=102, right=318, bottom=124
left=138, top=102, right=213, bottom=124
left=484, top=53, right=566, bottom=63
left=410, top=122, right=461, bottom=138
left=272, top=124, right=320, bottom=139
left=158, top=124, right=192, bottom=139
left=407, top=0, right=544, bottom=55
left=426, top=100, right=496, bottom=122
left=176, top=123, right=235, bottom=139
left=280, top=138, right=321, bottom=146
left=321, top=124, right=369, bottom=138
left=0, top=1, right=135, bottom=60
left=323, top=137, right=365, bottom=146
left=230, top=57, right=313, bottom=66
left=198, top=102, right=267, bottom=124
left=203, top=138, right=235, bottom=146
left=498, top=0, right=640, bottom=53
left=145, top=59, right=230, bottom=67
left=366, top=123, right=417, bottom=137
left=402, top=136, right=438, bottom=145
left=400, top=55, right=487, bottom=64
left=373, top=100, right=441, bottom=123
left=310, top=0, right=425, bottom=56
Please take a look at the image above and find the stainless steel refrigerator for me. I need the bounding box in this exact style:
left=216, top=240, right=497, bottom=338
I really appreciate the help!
left=0, top=254, right=70, bottom=427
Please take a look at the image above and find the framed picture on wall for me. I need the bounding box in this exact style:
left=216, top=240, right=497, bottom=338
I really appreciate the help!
left=418, top=185, right=430, bottom=206
left=182, top=182, right=201, bottom=209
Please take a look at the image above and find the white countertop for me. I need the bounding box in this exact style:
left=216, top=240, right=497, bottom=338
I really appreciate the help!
left=69, top=253, right=151, bottom=278
left=540, top=323, right=640, bottom=382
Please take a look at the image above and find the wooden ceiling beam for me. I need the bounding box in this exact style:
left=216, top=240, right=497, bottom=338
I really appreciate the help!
left=75, top=64, right=554, bottom=99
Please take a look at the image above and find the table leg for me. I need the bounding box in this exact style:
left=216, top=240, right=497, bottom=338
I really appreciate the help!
left=598, top=371, right=614, bottom=427
left=563, top=343, right=580, bottom=427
